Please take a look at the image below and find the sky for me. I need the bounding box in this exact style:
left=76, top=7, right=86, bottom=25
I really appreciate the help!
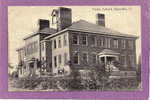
left=8, top=6, right=141, bottom=68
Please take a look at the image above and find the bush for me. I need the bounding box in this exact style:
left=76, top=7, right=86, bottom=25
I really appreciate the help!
left=15, top=76, right=42, bottom=89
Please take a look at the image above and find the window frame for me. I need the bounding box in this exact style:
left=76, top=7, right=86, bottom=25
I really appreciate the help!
left=64, top=53, right=68, bottom=65
left=91, top=35, right=97, bottom=46
left=73, top=51, right=79, bottom=64
left=53, top=39, right=57, bottom=49
left=128, top=40, right=134, bottom=50
left=121, top=40, right=126, bottom=49
left=81, top=34, right=88, bottom=46
left=99, top=37, right=104, bottom=47
left=72, top=34, right=79, bottom=45
left=91, top=53, right=97, bottom=64
left=58, top=54, right=62, bottom=65
left=121, top=55, right=127, bottom=66
left=82, top=52, right=88, bottom=64
left=113, top=38, right=119, bottom=48
left=63, top=34, right=67, bottom=46
left=54, top=56, right=57, bottom=68
left=58, top=37, right=61, bottom=48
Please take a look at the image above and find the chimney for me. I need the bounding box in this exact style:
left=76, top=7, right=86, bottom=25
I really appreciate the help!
left=51, top=7, right=72, bottom=31
left=38, top=19, right=50, bottom=30
left=96, top=13, right=105, bottom=27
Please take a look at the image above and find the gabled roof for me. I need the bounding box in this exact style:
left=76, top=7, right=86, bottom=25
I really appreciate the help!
left=23, top=28, right=57, bottom=40
left=45, top=20, right=138, bottom=39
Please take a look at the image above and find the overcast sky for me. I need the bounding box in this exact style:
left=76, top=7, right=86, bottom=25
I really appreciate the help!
left=8, top=6, right=141, bottom=68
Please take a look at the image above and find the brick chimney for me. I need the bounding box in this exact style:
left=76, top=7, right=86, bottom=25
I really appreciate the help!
left=52, top=7, right=72, bottom=31
left=38, top=19, right=50, bottom=30
left=96, top=13, right=105, bottom=27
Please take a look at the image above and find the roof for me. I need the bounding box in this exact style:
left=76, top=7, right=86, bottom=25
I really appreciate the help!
left=98, top=49, right=120, bottom=56
left=23, top=28, right=57, bottom=40
left=68, top=20, right=138, bottom=38
left=45, top=20, right=138, bottom=39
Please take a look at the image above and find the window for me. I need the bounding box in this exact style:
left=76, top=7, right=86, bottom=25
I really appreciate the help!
left=121, top=40, right=126, bottom=49
left=33, top=41, right=38, bottom=52
left=82, top=35, right=87, bottom=45
left=41, top=42, right=44, bottom=51
left=129, top=55, right=135, bottom=67
left=29, top=44, right=32, bottom=54
left=121, top=55, right=126, bottom=66
left=113, top=39, right=118, bottom=48
left=107, top=38, right=111, bottom=48
left=58, top=54, right=61, bottom=64
left=128, top=40, right=134, bottom=49
left=92, top=53, right=97, bottom=64
left=54, top=56, right=57, bottom=67
left=58, top=37, right=61, bottom=48
left=91, top=36, right=96, bottom=46
left=72, top=35, right=79, bottom=45
left=99, top=37, right=104, bottom=47
left=82, top=52, right=88, bottom=63
left=54, top=39, right=57, bottom=49
left=73, top=52, right=79, bottom=64
left=64, top=53, right=68, bottom=65
left=64, top=34, right=67, bottom=46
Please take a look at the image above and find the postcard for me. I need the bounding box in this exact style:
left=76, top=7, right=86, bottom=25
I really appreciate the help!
left=0, top=0, right=149, bottom=100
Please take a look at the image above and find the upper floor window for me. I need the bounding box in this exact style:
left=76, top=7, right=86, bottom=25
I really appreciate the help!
left=128, top=40, right=134, bottom=49
left=64, top=34, right=67, bottom=46
left=91, top=36, right=96, bottom=46
left=73, top=52, right=79, bottom=64
left=81, top=35, right=87, bottom=45
left=113, top=39, right=118, bottom=48
left=107, top=38, right=111, bottom=48
left=54, top=39, right=57, bottom=49
left=72, top=34, right=79, bottom=45
left=82, top=52, right=88, bottom=64
left=58, top=37, right=61, bottom=48
left=99, top=37, right=104, bottom=47
left=121, top=40, right=126, bottom=49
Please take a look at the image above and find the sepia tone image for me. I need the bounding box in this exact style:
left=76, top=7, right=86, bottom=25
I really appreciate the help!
left=8, top=6, right=141, bottom=91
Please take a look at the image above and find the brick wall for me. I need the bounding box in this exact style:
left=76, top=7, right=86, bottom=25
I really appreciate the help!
left=69, top=30, right=137, bottom=72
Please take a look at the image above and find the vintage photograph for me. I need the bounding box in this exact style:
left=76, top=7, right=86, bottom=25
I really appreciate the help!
left=8, top=6, right=141, bottom=91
